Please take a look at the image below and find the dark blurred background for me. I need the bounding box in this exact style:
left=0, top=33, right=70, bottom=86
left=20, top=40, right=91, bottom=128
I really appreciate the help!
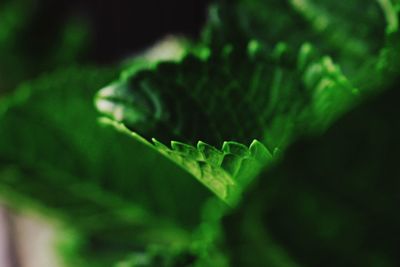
left=27, top=0, right=210, bottom=63
left=0, top=0, right=211, bottom=94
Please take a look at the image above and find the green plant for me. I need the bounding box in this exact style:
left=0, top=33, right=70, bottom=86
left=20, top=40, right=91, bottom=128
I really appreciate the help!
left=0, top=0, right=399, bottom=266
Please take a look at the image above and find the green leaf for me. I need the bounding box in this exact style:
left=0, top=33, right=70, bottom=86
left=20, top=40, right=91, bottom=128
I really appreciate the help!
left=95, top=39, right=361, bottom=204
left=0, top=66, right=212, bottom=266
left=97, top=118, right=272, bottom=205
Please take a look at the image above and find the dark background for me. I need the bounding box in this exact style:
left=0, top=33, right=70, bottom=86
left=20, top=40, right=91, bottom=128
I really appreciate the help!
left=0, top=0, right=211, bottom=93
left=29, top=0, right=210, bottom=63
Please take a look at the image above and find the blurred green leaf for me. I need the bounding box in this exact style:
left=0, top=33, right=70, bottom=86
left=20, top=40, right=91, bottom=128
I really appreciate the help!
left=0, top=66, right=212, bottom=266
left=0, top=0, right=89, bottom=93
left=205, top=0, right=395, bottom=77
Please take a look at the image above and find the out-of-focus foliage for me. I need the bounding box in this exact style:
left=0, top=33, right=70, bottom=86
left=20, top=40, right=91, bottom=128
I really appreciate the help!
left=0, top=67, right=211, bottom=266
left=0, top=0, right=399, bottom=266
left=0, top=0, right=89, bottom=93
left=205, top=0, right=391, bottom=76
left=223, top=78, right=400, bottom=267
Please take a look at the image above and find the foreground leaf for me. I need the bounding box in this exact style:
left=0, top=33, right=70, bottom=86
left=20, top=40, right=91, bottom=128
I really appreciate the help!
left=0, top=66, right=211, bottom=266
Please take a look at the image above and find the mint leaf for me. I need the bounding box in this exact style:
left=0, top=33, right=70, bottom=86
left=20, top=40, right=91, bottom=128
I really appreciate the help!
left=98, top=118, right=272, bottom=205
left=95, top=40, right=360, bottom=204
